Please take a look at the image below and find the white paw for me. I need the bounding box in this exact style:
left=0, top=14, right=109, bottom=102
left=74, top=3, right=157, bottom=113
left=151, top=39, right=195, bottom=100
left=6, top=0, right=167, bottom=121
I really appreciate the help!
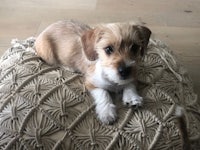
left=123, top=95, right=143, bottom=108
left=96, top=103, right=117, bottom=125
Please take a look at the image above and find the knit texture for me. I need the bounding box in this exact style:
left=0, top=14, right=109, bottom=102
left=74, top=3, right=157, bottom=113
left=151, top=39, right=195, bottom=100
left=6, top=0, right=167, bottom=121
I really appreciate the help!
left=0, top=38, right=199, bottom=150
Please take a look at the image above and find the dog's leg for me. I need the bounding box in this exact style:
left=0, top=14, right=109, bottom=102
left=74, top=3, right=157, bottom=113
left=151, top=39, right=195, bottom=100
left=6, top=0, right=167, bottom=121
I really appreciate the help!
left=122, top=83, right=143, bottom=108
left=90, top=88, right=117, bottom=124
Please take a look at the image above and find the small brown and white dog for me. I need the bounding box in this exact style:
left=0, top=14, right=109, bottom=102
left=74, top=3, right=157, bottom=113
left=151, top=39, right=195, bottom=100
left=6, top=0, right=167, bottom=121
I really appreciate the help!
left=35, top=20, right=151, bottom=124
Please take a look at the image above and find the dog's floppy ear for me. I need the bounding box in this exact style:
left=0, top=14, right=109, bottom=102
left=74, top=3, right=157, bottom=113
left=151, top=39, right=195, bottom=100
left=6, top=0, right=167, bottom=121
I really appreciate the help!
left=81, top=29, right=98, bottom=61
left=136, top=25, right=151, bottom=56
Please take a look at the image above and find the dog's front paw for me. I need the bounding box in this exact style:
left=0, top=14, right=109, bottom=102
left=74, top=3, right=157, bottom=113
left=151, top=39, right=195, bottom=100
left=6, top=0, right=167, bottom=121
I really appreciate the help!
left=96, top=103, right=117, bottom=125
left=123, top=95, right=143, bottom=108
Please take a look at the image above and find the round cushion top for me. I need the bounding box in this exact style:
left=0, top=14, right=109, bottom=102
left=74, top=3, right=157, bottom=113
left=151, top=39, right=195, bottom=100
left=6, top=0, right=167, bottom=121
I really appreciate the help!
left=0, top=37, right=199, bottom=150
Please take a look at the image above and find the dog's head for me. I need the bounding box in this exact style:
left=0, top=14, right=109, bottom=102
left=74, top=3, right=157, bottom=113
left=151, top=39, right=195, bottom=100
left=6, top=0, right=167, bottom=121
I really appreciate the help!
left=81, top=23, right=151, bottom=85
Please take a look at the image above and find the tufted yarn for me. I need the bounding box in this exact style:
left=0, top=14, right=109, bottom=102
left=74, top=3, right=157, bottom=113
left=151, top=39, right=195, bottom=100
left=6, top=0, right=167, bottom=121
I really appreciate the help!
left=0, top=38, right=199, bottom=150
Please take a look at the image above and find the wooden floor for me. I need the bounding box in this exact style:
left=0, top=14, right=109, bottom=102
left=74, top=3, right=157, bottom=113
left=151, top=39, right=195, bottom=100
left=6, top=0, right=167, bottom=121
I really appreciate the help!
left=0, top=0, right=200, bottom=97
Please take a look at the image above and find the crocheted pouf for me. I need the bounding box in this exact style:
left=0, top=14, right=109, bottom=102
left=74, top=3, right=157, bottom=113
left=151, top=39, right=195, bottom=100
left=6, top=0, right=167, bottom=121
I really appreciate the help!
left=0, top=38, right=199, bottom=150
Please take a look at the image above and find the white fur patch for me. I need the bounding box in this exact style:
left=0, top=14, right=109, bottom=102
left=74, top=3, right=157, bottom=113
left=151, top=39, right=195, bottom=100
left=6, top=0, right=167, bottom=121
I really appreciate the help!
left=122, top=83, right=143, bottom=107
left=103, top=66, right=134, bottom=86
left=89, top=61, right=142, bottom=124
left=91, top=61, right=133, bottom=90
left=90, top=88, right=117, bottom=124
left=91, top=61, right=114, bottom=89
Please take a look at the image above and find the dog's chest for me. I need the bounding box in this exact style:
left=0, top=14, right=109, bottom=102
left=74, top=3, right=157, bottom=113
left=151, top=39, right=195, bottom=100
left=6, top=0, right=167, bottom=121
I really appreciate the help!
left=91, top=68, right=123, bottom=92
left=93, top=78, right=122, bottom=92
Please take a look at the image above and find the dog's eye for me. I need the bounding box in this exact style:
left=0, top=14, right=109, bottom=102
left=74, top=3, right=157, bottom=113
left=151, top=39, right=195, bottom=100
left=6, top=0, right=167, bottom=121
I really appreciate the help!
left=131, top=44, right=140, bottom=51
left=104, top=46, right=113, bottom=55
left=131, top=44, right=140, bottom=55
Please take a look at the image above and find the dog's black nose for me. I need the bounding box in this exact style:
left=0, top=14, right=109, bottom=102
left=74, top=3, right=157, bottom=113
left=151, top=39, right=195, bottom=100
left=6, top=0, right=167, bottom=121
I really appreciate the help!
left=118, top=66, right=131, bottom=79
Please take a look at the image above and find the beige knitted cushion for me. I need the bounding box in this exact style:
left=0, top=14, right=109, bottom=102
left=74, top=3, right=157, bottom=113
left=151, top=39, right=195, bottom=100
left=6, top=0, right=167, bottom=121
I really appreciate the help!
left=0, top=38, right=199, bottom=150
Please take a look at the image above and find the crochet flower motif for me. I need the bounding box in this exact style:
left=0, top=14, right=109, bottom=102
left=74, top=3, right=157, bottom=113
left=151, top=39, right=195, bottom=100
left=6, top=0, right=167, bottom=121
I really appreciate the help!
left=19, top=77, right=56, bottom=104
left=0, top=95, right=32, bottom=131
left=124, top=110, right=160, bottom=149
left=137, top=53, right=165, bottom=84
left=154, top=72, right=181, bottom=97
left=22, top=110, right=59, bottom=149
left=73, top=114, right=113, bottom=150
left=144, top=86, right=175, bottom=120
left=22, top=60, right=45, bottom=73
left=0, top=132, right=14, bottom=149
left=153, top=122, right=182, bottom=150
left=0, top=68, right=32, bottom=94
left=41, top=86, right=83, bottom=127
left=112, top=135, right=140, bottom=150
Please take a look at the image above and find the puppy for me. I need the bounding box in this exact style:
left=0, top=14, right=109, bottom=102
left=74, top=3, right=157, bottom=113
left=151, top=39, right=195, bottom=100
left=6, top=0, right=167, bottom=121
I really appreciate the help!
left=35, top=20, right=151, bottom=124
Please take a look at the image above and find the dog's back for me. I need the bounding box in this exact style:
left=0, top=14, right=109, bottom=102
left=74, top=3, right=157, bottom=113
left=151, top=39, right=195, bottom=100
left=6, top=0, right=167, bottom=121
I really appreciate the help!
left=35, top=20, right=91, bottom=68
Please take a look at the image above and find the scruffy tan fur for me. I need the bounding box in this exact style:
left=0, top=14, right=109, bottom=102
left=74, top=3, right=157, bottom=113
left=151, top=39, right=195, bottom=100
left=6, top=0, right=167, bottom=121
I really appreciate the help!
left=35, top=20, right=93, bottom=72
left=35, top=20, right=151, bottom=124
